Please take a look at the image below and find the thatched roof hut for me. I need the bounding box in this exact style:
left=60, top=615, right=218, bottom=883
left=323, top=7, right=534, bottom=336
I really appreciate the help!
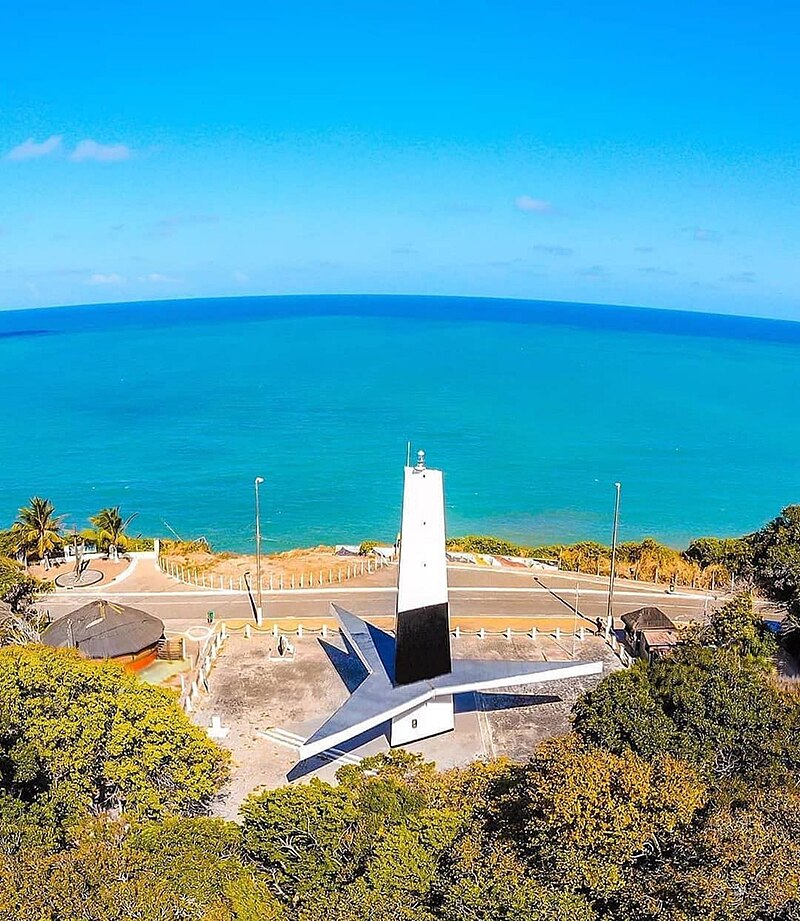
left=42, top=599, right=164, bottom=668
left=621, top=606, right=678, bottom=661
left=621, top=606, right=675, bottom=633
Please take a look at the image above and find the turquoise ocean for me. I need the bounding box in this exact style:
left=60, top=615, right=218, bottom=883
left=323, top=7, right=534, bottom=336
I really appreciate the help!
left=1, top=294, right=799, bottom=553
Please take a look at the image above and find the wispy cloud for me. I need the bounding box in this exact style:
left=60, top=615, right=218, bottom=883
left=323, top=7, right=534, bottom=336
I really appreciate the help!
left=639, top=266, right=678, bottom=276
left=6, top=135, right=63, bottom=161
left=71, top=140, right=132, bottom=162
left=724, top=271, right=756, bottom=284
left=686, top=226, right=722, bottom=243
left=634, top=245, right=654, bottom=253
left=140, top=272, right=181, bottom=283
left=576, top=265, right=607, bottom=279
left=531, top=244, right=573, bottom=256
left=88, top=272, right=124, bottom=285
left=515, top=195, right=554, bottom=214
left=232, top=270, right=249, bottom=283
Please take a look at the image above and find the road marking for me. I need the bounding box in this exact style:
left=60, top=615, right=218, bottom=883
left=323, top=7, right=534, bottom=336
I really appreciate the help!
left=475, top=694, right=496, bottom=760
left=257, top=728, right=362, bottom=766
left=46, top=585, right=710, bottom=600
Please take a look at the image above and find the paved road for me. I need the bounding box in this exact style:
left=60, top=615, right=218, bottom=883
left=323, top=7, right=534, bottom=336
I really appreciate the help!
left=39, top=565, right=716, bottom=628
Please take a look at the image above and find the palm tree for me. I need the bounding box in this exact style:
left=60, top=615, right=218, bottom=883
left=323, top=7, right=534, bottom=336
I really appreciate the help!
left=10, top=497, right=65, bottom=568
left=89, top=507, right=138, bottom=560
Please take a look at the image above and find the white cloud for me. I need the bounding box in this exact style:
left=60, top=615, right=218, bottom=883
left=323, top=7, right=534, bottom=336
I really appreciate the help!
left=6, top=135, right=63, bottom=161
left=232, top=270, right=249, bottom=283
left=71, top=139, right=132, bottom=162
left=724, top=271, right=756, bottom=284
left=140, top=272, right=181, bottom=283
left=686, top=226, right=722, bottom=243
left=531, top=244, right=573, bottom=256
left=88, top=272, right=124, bottom=285
left=515, top=195, right=553, bottom=214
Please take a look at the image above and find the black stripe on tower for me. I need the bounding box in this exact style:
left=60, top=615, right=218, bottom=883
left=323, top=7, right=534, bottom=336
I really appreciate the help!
left=394, top=601, right=452, bottom=685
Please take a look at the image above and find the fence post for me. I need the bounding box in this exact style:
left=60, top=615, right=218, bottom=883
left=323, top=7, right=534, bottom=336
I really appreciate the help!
left=291, top=574, right=295, bottom=589
left=322, top=624, right=328, bottom=638
left=300, top=573, right=304, bottom=588
left=530, top=625, right=537, bottom=640
left=504, top=627, right=512, bottom=640
left=338, top=568, right=342, bottom=582
left=280, top=574, right=284, bottom=590
left=555, top=627, right=561, bottom=640
left=270, top=575, right=274, bottom=591
left=297, top=624, right=304, bottom=638
left=454, top=625, right=460, bottom=638
left=478, top=627, right=485, bottom=639
left=272, top=623, right=279, bottom=637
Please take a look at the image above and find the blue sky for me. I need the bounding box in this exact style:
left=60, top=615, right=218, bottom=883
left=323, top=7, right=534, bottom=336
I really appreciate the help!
left=2, top=0, right=799, bottom=318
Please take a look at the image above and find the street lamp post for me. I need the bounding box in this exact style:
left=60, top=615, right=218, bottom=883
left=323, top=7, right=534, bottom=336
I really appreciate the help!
left=254, top=476, right=265, bottom=626
left=605, top=482, right=622, bottom=639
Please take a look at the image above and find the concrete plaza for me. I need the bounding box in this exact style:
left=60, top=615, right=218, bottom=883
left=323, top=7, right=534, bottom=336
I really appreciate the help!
left=192, top=628, right=619, bottom=819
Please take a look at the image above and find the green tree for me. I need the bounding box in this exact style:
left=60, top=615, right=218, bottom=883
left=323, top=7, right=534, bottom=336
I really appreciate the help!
left=750, top=505, right=800, bottom=606
left=0, top=645, right=229, bottom=823
left=0, top=816, right=285, bottom=921
left=485, top=735, right=705, bottom=899
left=695, top=592, right=775, bottom=659
left=572, top=647, right=800, bottom=779
left=683, top=535, right=752, bottom=585
left=608, top=777, right=800, bottom=921
left=9, top=497, right=64, bottom=567
left=89, top=506, right=138, bottom=560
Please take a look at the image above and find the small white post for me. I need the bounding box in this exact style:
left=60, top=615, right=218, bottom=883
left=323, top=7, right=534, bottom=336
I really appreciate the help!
left=270, top=574, right=274, bottom=591
left=478, top=627, right=485, bottom=639
left=530, top=626, right=537, bottom=640
left=504, top=627, right=512, bottom=641
left=297, top=624, right=304, bottom=638
left=322, top=623, right=328, bottom=638
left=454, top=625, right=460, bottom=638
left=272, top=623, right=279, bottom=637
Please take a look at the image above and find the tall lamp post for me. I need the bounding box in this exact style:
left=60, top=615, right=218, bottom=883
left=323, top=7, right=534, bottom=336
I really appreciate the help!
left=605, top=482, right=622, bottom=640
left=254, top=476, right=265, bottom=626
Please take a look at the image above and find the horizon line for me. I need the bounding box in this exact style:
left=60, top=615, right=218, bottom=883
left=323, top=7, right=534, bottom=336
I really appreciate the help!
left=1, top=290, right=799, bottom=330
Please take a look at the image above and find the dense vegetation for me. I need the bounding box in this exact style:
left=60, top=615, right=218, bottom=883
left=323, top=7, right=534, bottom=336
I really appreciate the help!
left=2, top=503, right=800, bottom=918
left=0, top=589, right=796, bottom=920
left=446, top=503, right=800, bottom=607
